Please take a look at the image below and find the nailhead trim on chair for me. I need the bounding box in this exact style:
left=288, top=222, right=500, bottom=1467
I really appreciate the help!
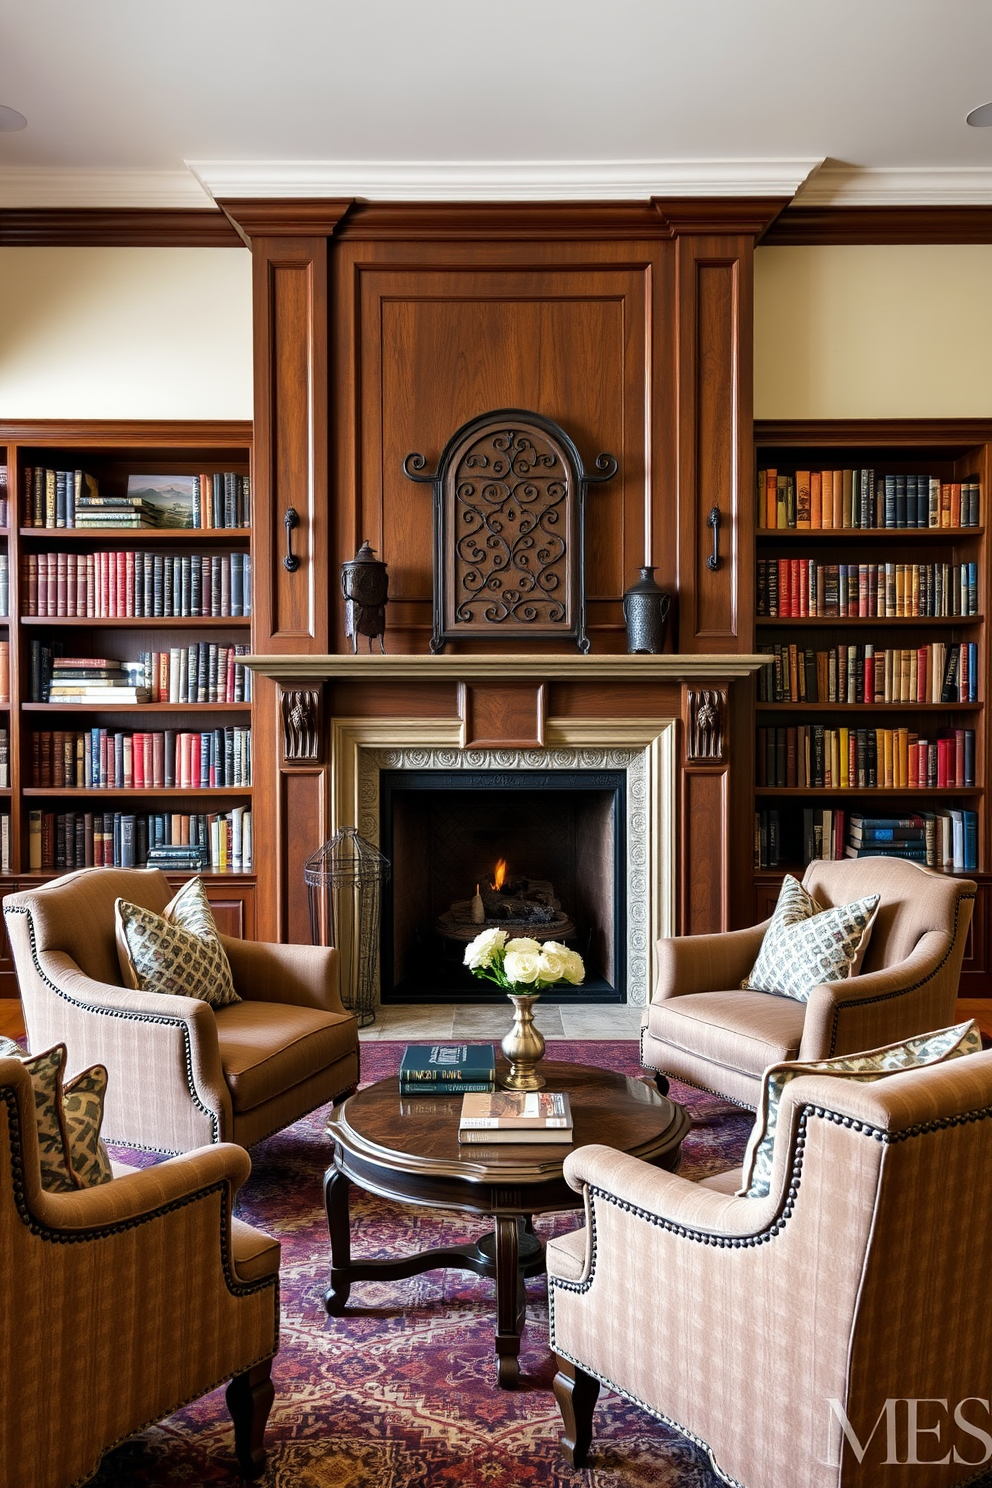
left=549, top=1091, right=992, bottom=1486
left=638, top=1026, right=758, bottom=1110
left=2, top=1082, right=280, bottom=1487
left=5, top=902, right=225, bottom=1147
left=827, top=888, right=975, bottom=1056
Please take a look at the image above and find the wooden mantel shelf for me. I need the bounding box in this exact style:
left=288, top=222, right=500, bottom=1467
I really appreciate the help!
left=243, top=653, right=771, bottom=684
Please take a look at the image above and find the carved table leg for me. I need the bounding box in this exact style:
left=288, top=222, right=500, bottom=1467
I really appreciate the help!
left=226, top=1358, right=274, bottom=1480
left=553, top=1355, right=601, bottom=1467
left=324, top=1164, right=353, bottom=1315
left=494, top=1215, right=526, bottom=1388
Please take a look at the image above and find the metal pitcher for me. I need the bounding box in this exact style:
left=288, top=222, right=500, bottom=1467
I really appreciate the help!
left=622, top=566, right=671, bottom=654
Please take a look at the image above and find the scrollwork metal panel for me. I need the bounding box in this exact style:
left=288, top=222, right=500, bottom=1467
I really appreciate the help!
left=404, top=409, right=616, bottom=653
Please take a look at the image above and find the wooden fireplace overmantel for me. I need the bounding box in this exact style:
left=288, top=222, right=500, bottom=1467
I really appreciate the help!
left=242, top=653, right=770, bottom=684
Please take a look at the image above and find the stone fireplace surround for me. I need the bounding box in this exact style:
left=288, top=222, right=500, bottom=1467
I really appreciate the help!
left=244, top=653, right=767, bottom=1008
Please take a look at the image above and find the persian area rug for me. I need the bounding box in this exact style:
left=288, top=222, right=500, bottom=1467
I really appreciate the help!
left=90, top=1041, right=752, bottom=1487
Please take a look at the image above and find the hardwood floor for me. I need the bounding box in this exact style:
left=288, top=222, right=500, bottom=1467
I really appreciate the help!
left=0, top=1001, right=25, bottom=1040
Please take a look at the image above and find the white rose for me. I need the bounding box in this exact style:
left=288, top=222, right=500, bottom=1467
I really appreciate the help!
left=536, top=946, right=568, bottom=982
left=560, top=949, right=585, bottom=984
left=503, top=949, right=542, bottom=986
left=464, top=927, right=508, bottom=970
left=504, top=936, right=541, bottom=954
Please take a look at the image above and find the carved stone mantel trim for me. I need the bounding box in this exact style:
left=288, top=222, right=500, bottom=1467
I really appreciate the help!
left=243, top=652, right=770, bottom=684
left=329, top=716, right=676, bottom=1006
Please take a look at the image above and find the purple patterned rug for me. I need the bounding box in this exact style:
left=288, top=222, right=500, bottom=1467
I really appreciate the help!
left=90, top=1041, right=753, bottom=1486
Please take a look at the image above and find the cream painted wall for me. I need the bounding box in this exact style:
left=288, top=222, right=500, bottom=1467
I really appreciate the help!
left=754, top=244, right=992, bottom=420
left=0, top=247, right=253, bottom=419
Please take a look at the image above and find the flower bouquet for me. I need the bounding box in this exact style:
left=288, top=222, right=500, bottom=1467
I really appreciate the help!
left=463, top=929, right=585, bottom=1090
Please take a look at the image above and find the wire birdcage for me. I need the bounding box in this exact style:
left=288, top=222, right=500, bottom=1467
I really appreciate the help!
left=304, top=827, right=390, bottom=1028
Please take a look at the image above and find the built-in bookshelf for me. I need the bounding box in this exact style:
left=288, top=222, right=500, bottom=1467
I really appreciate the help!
left=0, top=423, right=255, bottom=925
left=753, top=423, right=989, bottom=939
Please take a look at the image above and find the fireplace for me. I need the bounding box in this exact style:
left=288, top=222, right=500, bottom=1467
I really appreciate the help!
left=379, top=768, right=626, bottom=1003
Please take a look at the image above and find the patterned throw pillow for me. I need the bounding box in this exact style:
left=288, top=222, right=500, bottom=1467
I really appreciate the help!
left=0, top=1035, right=112, bottom=1192
left=114, top=877, right=240, bottom=1009
left=738, top=1019, right=982, bottom=1199
left=742, top=874, right=880, bottom=1003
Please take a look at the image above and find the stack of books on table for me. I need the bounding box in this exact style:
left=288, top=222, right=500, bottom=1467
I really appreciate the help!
left=46, top=658, right=151, bottom=705
left=458, top=1090, right=574, bottom=1145
left=398, top=1043, right=496, bottom=1097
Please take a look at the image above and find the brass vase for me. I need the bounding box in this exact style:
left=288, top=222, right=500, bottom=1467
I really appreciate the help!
left=501, top=993, right=546, bottom=1091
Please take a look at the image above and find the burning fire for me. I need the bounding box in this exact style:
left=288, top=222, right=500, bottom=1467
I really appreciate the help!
left=492, top=858, right=508, bottom=891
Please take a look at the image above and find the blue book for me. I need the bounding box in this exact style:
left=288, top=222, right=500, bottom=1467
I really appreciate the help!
left=400, top=1043, right=496, bottom=1084
left=964, top=811, right=978, bottom=873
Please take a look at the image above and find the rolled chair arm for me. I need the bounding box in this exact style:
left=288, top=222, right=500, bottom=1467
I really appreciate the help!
left=798, top=928, right=955, bottom=1061
left=561, top=1143, right=778, bottom=1243
left=220, top=936, right=345, bottom=1014
left=30, top=1142, right=252, bottom=1233
left=653, top=920, right=770, bottom=1002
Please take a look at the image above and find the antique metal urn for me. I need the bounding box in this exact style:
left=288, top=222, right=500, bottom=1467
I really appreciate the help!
left=341, top=541, right=389, bottom=652
left=622, top=566, right=671, bottom=654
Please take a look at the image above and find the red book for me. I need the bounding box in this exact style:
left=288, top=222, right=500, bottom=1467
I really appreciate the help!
left=152, top=732, right=164, bottom=789
left=864, top=651, right=875, bottom=705
left=790, top=559, right=801, bottom=617
left=125, top=551, right=135, bottom=617
left=115, top=551, right=126, bottom=618
left=937, top=736, right=951, bottom=788
left=778, top=559, right=791, bottom=617
left=56, top=551, right=67, bottom=617
left=66, top=553, right=77, bottom=617
left=133, top=732, right=145, bottom=789
left=98, top=551, right=109, bottom=617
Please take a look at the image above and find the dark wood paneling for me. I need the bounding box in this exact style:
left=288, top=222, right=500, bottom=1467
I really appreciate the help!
left=460, top=681, right=545, bottom=748
left=196, top=883, right=255, bottom=940
left=679, top=766, right=730, bottom=933
left=763, top=205, right=992, bottom=247
left=677, top=236, right=753, bottom=653
left=334, top=246, right=663, bottom=654
left=0, top=209, right=242, bottom=247
left=279, top=768, right=328, bottom=944
left=328, top=680, right=461, bottom=719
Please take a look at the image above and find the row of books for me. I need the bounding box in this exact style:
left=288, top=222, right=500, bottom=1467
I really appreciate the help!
left=30, top=727, right=252, bottom=790
left=22, top=551, right=251, bottom=618
left=757, top=559, right=979, bottom=619
left=758, top=469, right=982, bottom=530
left=27, top=808, right=253, bottom=872
left=131, top=646, right=252, bottom=705
left=757, top=725, right=976, bottom=790
left=756, top=808, right=978, bottom=872
left=757, top=642, right=979, bottom=705
left=20, top=470, right=251, bottom=530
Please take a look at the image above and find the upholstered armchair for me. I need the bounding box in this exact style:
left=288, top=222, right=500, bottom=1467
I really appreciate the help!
left=4, top=867, right=360, bottom=1153
left=641, top=857, right=976, bottom=1107
left=0, top=1052, right=280, bottom=1487
left=549, top=1048, right=992, bottom=1487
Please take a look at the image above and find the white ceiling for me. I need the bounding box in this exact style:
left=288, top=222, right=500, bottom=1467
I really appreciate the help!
left=2, top=0, right=992, bottom=207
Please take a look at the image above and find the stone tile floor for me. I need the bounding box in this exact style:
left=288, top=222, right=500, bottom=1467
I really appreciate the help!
left=358, top=1001, right=644, bottom=1041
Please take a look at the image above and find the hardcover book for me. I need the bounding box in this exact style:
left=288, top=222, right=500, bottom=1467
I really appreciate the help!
left=399, top=1043, right=497, bottom=1084
left=126, top=474, right=196, bottom=528
left=458, top=1090, right=573, bottom=1144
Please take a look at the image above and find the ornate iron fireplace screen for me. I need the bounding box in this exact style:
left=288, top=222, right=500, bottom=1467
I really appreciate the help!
left=403, top=409, right=617, bottom=653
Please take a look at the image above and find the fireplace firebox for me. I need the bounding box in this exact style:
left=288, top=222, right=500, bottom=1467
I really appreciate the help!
left=379, top=769, right=627, bottom=1003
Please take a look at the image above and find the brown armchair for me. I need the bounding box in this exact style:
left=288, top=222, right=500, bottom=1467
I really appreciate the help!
left=549, top=1048, right=992, bottom=1487
left=0, top=1052, right=279, bottom=1487
left=641, top=857, right=976, bottom=1108
left=4, top=867, right=360, bottom=1153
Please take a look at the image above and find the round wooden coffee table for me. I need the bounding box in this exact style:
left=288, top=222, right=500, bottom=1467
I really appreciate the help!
left=323, top=1059, right=690, bottom=1387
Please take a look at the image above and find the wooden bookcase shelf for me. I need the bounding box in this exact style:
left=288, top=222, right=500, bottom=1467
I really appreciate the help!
left=753, top=421, right=990, bottom=989
left=0, top=420, right=255, bottom=896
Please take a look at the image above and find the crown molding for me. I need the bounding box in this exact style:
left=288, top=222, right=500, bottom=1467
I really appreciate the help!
left=796, top=165, right=992, bottom=207
left=0, top=208, right=242, bottom=247
left=0, top=168, right=213, bottom=210
left=188, top=158, right=823, bottom=203
left=763, top=205, right=992, bottom=246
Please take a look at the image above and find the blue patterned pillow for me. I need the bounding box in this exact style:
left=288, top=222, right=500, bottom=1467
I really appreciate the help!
left=743, top=874, right=879, bottom=1003
left=739, top=1020, right=982, bottom=1199
left=0, top=1036, right=112, bottom=1191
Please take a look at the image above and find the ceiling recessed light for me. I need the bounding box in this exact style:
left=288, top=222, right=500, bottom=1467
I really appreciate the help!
left=966, top=101, right=992, bottom=127
left=0, top=105, right=26, bottom=132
